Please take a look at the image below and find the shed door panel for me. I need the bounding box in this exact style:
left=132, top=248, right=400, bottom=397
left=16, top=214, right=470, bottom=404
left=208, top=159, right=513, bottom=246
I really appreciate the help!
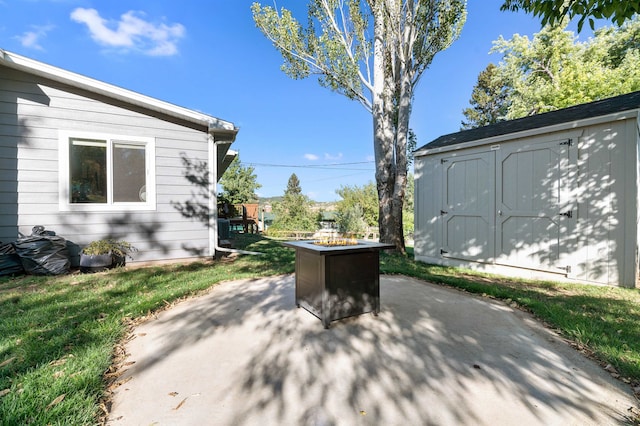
left=441, top=152, right=495, bottom=262
left=496, top=141, right=570, bottom=271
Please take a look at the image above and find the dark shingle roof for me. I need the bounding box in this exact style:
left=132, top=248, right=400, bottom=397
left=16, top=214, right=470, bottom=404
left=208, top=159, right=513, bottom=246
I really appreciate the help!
left=417, top=91, right=640, bottom=152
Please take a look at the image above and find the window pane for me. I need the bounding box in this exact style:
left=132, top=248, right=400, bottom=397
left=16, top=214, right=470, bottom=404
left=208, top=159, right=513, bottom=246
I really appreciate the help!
left=70, top=139, right=107, bottom=203
left=113, top=142, right=147, bottom=202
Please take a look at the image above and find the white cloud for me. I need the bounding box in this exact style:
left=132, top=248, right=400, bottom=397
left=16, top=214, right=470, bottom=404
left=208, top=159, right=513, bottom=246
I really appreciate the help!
left=70, top=8, right=185, bottom=56
left=304, top=153, right=319, bottom=161
left=365, top=155, right=375, bottom=162
left=324, top=152, right=343, bottom=161
left=15, top=24, right=55, bottom=50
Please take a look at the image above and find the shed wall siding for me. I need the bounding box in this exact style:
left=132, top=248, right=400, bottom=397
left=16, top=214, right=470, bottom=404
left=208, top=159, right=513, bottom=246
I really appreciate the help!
left=414, top=119, right=639, bottom=288
left=621, top=118, right=639, bottom=286
left=414, top=155, right=441, bottom=258
left=1, top=67, right=212, bottom=262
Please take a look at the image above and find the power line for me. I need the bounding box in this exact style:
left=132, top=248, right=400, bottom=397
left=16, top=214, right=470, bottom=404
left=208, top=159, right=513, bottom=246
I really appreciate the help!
left=244, top=161, right=374, bottom=171
left=305, top=171, right=373, bottom=183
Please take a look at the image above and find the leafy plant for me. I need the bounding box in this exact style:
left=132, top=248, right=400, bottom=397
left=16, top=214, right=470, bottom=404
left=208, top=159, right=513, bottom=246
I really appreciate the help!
left=81, top=239, right=137, bottom=260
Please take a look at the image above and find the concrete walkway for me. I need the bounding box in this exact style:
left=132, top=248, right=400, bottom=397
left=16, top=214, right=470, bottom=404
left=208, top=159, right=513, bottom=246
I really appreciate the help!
left=107, top=275, right=638, bottom=425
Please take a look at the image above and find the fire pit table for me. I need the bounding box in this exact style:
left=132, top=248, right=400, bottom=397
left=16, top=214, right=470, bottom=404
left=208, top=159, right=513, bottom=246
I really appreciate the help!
left=282, top=239, right=393, bottom=328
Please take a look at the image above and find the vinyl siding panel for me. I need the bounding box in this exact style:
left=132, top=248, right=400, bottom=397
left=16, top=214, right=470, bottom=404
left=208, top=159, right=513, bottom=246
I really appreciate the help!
left=0, top=123, right=57, bottom=140
left=0, top=90, right=19, bottom=240
left=0, top=214, right=18, bottom=227
left=17, top=147, right=57, bottom=160
left=0, top=157, right=16, bottom=170
left=17, top=103, right=205, bottom=140
left=2, top=180, right=57, bottom=193
left=1, top=66, right=217, bottom=261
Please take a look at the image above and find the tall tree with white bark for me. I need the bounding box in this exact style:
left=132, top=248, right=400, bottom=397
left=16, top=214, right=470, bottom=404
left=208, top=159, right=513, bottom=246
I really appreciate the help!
left=252, top=0, right=466, bottom=252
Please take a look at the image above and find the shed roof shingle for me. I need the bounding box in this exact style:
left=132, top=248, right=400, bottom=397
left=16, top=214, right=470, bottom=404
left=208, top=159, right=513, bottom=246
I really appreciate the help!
left=417, top=91, right=640, bottom=152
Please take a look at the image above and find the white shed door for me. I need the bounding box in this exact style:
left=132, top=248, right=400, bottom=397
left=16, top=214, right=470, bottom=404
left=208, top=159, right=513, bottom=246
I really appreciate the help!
left=441, top=152, right=495, bottom=262
left=496, top=140, right=572, bottom=272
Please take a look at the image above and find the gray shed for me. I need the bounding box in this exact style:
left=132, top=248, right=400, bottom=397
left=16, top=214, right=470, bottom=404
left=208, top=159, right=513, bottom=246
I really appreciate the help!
left=0, top=49, right=238, bottom=264
left=414, top=91, right=640, bottom=288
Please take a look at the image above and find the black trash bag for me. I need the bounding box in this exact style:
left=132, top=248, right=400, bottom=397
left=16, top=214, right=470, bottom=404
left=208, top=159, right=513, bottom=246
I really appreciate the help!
left=0, top=242, right=24, bottom=276
left=13, top=226, right=70, bottom=276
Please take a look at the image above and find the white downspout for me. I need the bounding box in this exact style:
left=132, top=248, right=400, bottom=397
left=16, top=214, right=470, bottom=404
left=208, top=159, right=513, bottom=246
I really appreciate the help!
left=208, top=133, right=218, bottom=257
left=209, top=134, right=262, bottom=256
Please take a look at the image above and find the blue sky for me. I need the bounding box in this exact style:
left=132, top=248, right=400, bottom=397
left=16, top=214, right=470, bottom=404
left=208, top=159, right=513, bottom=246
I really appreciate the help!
left=2, top=0, right=596, bottom=201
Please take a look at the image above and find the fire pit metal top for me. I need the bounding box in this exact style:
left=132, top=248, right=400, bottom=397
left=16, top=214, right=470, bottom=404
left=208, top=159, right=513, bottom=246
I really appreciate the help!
left=282, top=239, right=394, bottom=254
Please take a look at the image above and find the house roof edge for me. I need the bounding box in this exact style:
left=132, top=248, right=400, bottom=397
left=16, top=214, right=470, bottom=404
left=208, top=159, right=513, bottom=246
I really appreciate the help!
left=0, top=49, right=236, bottom=132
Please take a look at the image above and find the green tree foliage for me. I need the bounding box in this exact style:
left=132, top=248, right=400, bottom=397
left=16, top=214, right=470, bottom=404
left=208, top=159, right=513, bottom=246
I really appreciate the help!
left=489, top=18, right=640, bottom=120
left=501, top=0, right=640, bottom=32
left=461, top=63, right=511, bottom=129
left=335, top=177, right=415, bottom=239
left=407, top=128, right=418, bottom=168
left=492, top=25, right=576, bottom=118
left=286, top=172, right=302, bottom=195
left=336, top=182, right=379, bottom=229
left=252, top=0, right=466, bottom=252
left=403, top=173, right=414, bottom=239
left=336, top=204, right=369, bottom=235
left=270, top=174, right=318, bottom=231
left=219, top=156, right=262, bottom=204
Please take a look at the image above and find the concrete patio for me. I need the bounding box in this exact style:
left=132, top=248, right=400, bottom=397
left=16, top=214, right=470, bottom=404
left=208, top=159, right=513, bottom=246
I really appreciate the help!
left=107, top=275, right=638, bottom=425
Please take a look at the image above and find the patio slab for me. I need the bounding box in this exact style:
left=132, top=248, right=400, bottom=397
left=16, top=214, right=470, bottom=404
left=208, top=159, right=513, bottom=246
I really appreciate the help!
left=106, top=275, right=638, bottom=425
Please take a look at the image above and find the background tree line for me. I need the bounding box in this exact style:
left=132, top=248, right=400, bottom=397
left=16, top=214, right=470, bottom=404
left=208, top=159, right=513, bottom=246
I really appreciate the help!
left=462, top=16, right=640, bottom=128
left=263, top=172, right=415, bottom=241
left=218, top=156, right=416, bottom=240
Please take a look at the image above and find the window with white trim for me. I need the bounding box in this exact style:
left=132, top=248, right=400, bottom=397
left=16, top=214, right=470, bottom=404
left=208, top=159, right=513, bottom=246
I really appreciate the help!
left=59, top=131, right=156, bottom=211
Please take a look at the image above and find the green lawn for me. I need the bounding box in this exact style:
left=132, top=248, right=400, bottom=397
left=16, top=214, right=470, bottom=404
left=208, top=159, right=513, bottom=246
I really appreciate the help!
left=0, top=233, right=638, bottom=424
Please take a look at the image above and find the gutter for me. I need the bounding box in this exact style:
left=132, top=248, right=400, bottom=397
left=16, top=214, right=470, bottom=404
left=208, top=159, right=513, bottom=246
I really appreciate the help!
left=208, top=134, right=262, bottom=257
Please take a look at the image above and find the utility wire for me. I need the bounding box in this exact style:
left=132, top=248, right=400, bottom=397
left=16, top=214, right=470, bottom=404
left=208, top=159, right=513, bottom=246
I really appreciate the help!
left=304, top=171, right=373, bottom=183
left=244, top=161, right=374, bottom=171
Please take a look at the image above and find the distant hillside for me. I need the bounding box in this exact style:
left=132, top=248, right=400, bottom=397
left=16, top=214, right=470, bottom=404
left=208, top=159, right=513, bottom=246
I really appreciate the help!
left=258, top=197, right=337, bottom=211
left=259, top=196, right=284, bottom=204
left=258, top=196, right=337, bottom=212
left=312, top=201, right=337, bottom=212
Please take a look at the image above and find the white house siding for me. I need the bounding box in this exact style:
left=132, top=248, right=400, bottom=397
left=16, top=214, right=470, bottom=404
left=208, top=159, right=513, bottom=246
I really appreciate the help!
left=1, top=67, right=213, bottom=263
left=414, top=117, right=639, bottom=288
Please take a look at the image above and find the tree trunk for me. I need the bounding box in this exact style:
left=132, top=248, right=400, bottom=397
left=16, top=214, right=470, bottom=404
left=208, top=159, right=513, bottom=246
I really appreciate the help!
left=391, top=46, right=415, bottom=255
left=371, top=0, right=405, bottom=253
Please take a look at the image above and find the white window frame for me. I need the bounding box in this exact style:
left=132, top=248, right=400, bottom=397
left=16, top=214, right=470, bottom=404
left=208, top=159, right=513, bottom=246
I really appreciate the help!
left=58, top=130, right=156, bottom=212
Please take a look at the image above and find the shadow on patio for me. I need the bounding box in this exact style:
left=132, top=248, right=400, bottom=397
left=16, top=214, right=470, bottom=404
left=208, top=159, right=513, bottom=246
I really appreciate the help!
left=107, top=275, right=637, bottom=425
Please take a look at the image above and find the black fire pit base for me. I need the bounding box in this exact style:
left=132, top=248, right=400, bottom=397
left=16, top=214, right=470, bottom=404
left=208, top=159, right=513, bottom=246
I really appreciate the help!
left=283, top=240, right=393, bottom=328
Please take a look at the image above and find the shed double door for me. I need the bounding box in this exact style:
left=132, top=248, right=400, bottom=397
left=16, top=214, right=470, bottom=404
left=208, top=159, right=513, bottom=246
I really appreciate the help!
left=440, top=151, right=495, bottom=262
left=441, top=139, right=575, bottom=273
